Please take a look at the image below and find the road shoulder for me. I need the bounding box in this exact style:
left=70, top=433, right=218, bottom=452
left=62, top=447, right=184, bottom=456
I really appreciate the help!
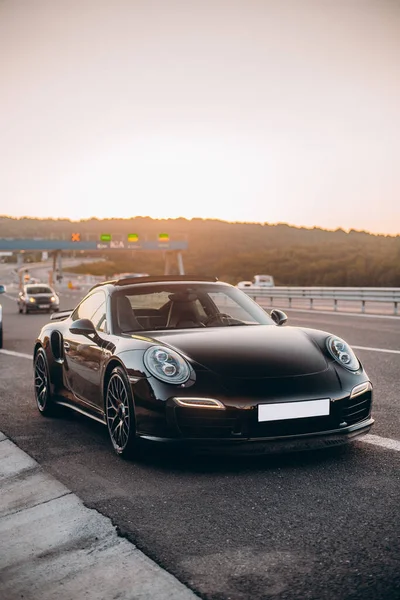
left=0, top=432, right=198, bottom=600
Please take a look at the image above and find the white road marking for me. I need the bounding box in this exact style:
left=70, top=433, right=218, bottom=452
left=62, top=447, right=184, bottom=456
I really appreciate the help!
left=3, top=293, right=18, bottom=301
left=0, top=349, right=32, bottom=360
left=360, top=434, right=400, bottom=452
left=353, top=345, right=400, bottom=355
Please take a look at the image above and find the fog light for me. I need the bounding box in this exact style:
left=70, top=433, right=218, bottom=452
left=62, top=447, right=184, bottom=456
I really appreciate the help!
left=174, top=397, right=225, bottom=409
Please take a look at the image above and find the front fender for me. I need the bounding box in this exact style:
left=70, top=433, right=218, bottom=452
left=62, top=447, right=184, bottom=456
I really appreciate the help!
left=113, top=349, right=149, bottom=381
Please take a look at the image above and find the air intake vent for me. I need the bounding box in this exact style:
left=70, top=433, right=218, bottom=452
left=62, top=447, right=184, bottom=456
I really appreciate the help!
left=342, top=394, right=371, bottom=426
left=50, top=331, right=63, bottom=361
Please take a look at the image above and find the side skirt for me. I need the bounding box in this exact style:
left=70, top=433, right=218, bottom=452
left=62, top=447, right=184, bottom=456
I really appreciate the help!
left=54, top=398, right=107, bottom=425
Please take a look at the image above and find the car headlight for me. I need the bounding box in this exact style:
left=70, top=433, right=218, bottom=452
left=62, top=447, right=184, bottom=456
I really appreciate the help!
left=327, top=336, right=360, bottom=371
left=50, top=296, right=56, bottom=302
left=29, top=297, right=36, bottom=303
left=144, top=345, right=190, bottom=384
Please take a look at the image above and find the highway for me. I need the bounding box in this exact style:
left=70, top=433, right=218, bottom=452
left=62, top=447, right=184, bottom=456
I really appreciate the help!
left=0, top=281, right=400, bottom=600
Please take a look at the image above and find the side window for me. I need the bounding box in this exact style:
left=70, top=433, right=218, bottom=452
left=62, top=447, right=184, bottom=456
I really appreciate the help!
left=91, top=301, right=107, bottom=332
left=71, top=292, right=106, bottom=322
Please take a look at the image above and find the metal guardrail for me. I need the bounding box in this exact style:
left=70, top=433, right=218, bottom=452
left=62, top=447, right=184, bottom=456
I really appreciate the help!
left=242, top=286, right=400, bottom=315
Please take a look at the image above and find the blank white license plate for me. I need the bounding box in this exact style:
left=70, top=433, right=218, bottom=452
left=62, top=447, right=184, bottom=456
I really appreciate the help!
left=258, top=399, right=330, bottom=422
left=39, top=304, right=50, bottom=309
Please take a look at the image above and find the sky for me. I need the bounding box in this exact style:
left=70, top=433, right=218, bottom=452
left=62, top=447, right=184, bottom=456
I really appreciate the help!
left=0, top=0, right=399, bottom=234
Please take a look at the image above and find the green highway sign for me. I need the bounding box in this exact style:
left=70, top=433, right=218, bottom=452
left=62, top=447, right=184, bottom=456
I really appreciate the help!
left=100, top=233, right=112, bottom=242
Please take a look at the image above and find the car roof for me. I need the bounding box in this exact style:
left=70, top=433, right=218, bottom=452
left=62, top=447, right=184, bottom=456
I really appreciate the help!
left=89, top=275, right=220, bottom=292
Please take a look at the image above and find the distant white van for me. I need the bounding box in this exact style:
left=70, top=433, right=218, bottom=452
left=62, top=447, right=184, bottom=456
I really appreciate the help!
left=252, top=274, right=275, bottom=287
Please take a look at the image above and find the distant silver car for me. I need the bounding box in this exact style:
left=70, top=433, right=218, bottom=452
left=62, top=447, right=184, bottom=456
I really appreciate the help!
left=0, top=284, right=5, bottom=347
left=18, top=284, right=60, bottom=314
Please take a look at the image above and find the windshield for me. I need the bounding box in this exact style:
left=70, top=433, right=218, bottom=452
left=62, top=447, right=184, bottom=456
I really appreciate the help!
left=26, top=286, right=53, bottom=294
left=112, top=283, right=274, bottom=332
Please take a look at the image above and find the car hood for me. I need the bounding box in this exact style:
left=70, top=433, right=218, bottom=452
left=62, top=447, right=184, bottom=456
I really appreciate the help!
left=153, top=325, right=328, bottom=378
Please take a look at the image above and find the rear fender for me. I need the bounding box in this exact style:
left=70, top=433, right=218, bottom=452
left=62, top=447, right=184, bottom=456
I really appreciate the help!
left=34, top=332, right=64, bottom=392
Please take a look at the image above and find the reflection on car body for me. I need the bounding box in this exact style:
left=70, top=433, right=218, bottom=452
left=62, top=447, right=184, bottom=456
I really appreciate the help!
left=33, top=275, right=373, bottom=458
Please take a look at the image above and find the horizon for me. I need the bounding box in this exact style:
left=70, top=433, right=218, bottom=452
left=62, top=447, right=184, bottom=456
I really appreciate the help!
left=1, top=213, right=398, bottom=238
left=1, top=0, right=399, bottom=235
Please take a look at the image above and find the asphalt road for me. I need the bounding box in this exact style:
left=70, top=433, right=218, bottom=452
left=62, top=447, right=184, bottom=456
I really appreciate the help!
left=1, top=288, right=400, bottom=600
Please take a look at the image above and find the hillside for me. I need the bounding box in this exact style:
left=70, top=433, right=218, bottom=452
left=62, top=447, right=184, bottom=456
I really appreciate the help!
left=1, top=216, right=399, bottom=286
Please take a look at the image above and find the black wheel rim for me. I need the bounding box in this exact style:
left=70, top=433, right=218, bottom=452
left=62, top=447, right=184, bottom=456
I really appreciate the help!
left=35, top=353, right=48, bottom=410
left=106, top=374, right=130, bottom=451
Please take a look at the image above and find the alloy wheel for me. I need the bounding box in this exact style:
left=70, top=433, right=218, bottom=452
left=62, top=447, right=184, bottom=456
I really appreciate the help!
left=34, top=352, right=49, bottom=411
left=106, top=372, right=131, bottom=453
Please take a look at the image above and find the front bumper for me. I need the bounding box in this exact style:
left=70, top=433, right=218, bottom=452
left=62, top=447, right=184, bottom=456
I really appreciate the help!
left=139, top=416, right=374, bottom=454
left=23, top=302, right=59, bottom=311
left=133, top=366, right=373, bottom=454
left=134, top=380, right=374, bottom=454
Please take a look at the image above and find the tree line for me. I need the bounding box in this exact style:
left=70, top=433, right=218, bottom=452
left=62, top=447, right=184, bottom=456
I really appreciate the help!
left=1, top=216, right=399, bottom=286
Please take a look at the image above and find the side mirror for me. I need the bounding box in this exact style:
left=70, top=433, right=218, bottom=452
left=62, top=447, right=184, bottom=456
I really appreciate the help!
left=270, top=309, right=288, bottom=326
left=0, top=284, right=6, bottom=294
left=69, top=318, right=97, bottom=337
left=69, top=318, right=110, bottom=349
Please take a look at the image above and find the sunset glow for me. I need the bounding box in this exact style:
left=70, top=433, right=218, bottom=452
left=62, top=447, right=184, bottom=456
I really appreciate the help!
left=0, top=0, right=399, bottom=234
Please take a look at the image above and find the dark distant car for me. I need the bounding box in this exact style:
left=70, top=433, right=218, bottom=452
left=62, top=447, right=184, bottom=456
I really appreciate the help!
left=33, top=276, right=373, bottom=458
left=0, top=283, right=6, bottom=348
left=18, top=284, right=60, bottom=314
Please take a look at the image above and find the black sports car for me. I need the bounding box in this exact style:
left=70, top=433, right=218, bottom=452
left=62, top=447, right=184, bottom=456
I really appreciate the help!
left=33, top=276, right=373, bottom=457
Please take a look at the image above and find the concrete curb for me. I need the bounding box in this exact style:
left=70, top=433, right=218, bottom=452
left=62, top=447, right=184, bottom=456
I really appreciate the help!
left=0, top=433, right=199, bottom=600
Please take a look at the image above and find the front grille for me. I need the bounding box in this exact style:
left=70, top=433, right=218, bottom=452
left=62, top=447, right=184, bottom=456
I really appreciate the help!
left=342, top=393, right=371, bottom=425
left=175, top=407, right=238, bottom=438
left=249, top=393, right=372, bottom=439
left=33, top=296, right=53, bottom=302
left=248, top=415, right=338, bottom=438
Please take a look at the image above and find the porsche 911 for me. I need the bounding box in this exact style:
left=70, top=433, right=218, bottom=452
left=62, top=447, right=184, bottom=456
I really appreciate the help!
left=33, top=276, right=373, bottom=457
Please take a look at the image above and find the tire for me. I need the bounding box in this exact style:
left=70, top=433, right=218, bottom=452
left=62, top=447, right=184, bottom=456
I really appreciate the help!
left=105, top=367, right=138, bottom=458
left=34, top=348, right=58, bottom=416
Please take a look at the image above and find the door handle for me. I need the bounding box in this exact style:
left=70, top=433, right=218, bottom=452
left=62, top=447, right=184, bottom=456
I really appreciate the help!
left=64, top=341, right=70, bottom=350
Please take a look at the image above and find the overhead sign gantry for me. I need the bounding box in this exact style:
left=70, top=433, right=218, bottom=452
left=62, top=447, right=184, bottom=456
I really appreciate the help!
left=0, top=233, right=188, bottom=275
